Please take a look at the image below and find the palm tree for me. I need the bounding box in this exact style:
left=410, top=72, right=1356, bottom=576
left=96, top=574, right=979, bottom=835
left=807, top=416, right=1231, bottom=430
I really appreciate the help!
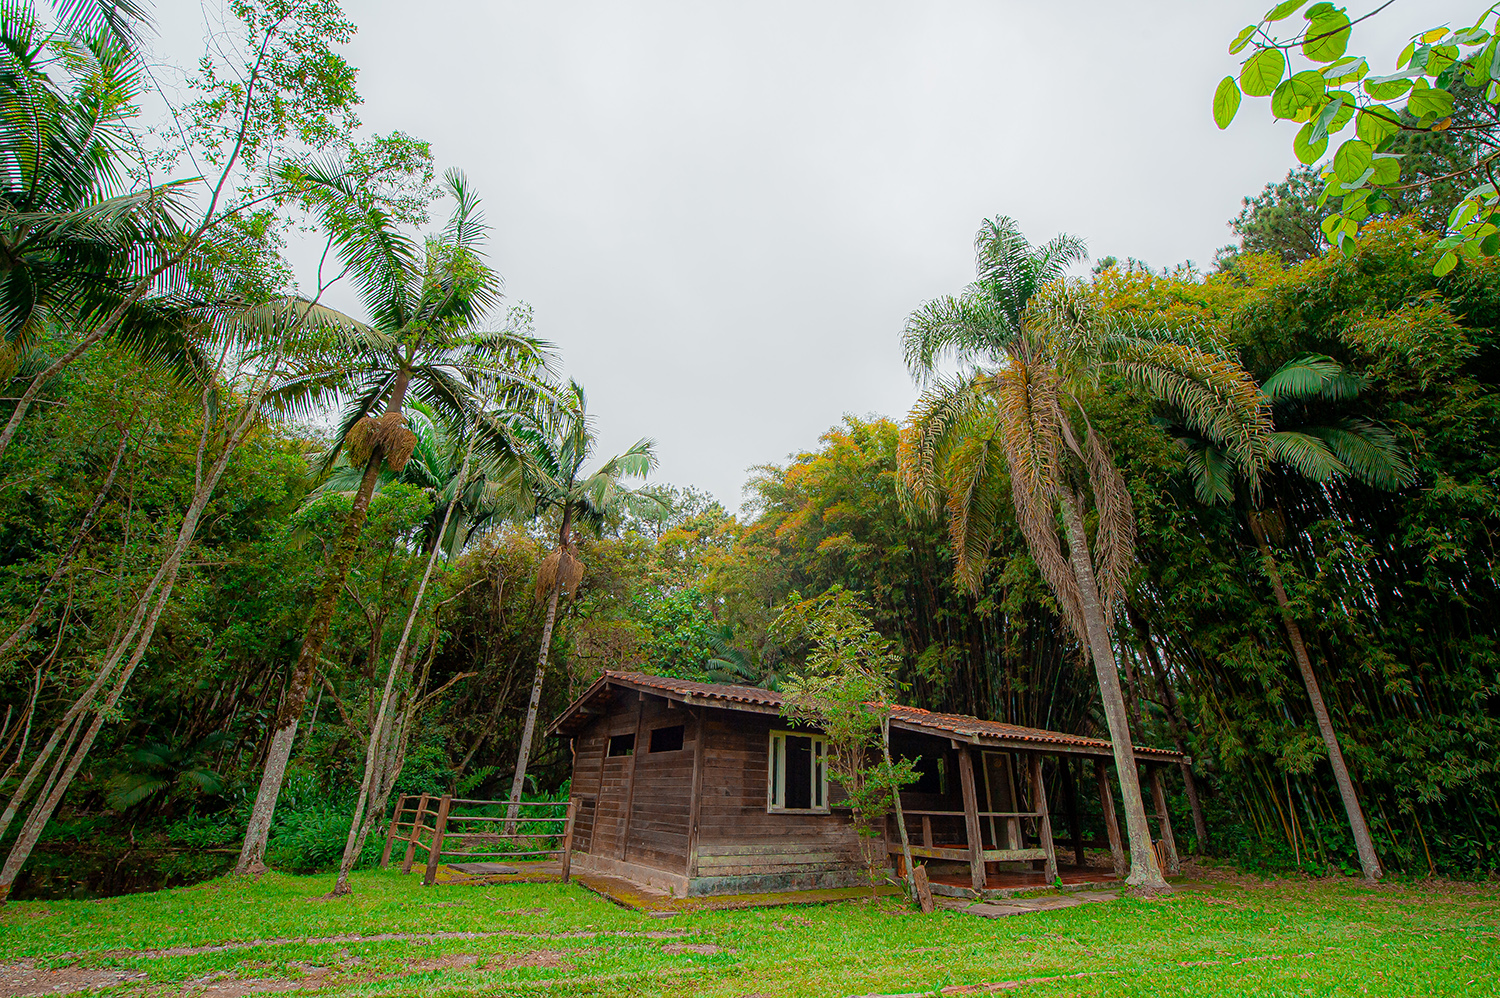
left=234, top=167, right=555, bottom=874
left=105, top=733, right=228, bottom=818
left=0, top=3, right=203, bottom=411
left=898, top=216, right=1270, bottom=889
left=1170, top=353, right=1411, bottom=882
left=504, top=381, right=668, bottom=820
left=311, top=400, right=527, bottom=559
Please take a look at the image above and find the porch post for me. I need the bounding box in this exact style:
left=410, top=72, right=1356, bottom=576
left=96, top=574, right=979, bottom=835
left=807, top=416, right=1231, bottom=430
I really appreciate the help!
left=1029, top=753, right=1059, bottom=883
left=1148, top=763, right=1181, bottom=875
left=684, top=706, right=706, bottom=880
left=1093, top=759, right=1126, bottom=878
left=956, top=744, right=987, bottom=891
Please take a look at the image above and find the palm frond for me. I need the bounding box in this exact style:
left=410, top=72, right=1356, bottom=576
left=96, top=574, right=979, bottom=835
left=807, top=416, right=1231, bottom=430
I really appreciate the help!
left=1261, top=353, right=1347, bottom=402
left=1312, top=420, right=1414, bottom=489
left=1268, top=430, right=1347, bottom=481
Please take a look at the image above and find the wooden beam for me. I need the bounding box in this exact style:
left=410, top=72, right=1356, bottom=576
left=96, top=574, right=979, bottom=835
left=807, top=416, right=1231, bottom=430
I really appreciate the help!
left=401, top=792, right=429, bottom=874
left=1061, top=758, right=1085, bottom=866
left=921, top=815, right=933, bottom=849
left=684, top=706, right=706, bottom=879
left=1029, top=753, right=1059, bottom=883
left=380, top=795, right=406, bottom=869
left=956, top=745, right=987, bottom=891
left=559, top=798, right=578, bottom=883
left=422, top=794, right=452, bottom=886
left=889, top=844, right=1049, bottom=862
left=617, top=696, right=647, bottom=861
left=1149, top=764, right=1181, bottom=876
left=1094, top=759, right=1126, bottom=878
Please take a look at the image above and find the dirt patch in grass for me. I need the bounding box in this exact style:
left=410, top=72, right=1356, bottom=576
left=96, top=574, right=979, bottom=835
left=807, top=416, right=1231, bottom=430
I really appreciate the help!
left=407, top=950, right=579, bottom=974
left=0, top=960, right=147, bottom=997
left=168, top=965, right=333, bottom=996
left=661, top=943, right=725, bottom=956
left=44, top=927, right=690, bottom=963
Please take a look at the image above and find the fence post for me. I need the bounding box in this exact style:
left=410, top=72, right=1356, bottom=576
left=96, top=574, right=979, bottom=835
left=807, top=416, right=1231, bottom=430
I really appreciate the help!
left=422, top=794, right=453, bottom=886
left=559, top=798, right=578, bottom=884
left=379, top=795, right=407, bottom=869
left=401, top=792, right=430, bottom=874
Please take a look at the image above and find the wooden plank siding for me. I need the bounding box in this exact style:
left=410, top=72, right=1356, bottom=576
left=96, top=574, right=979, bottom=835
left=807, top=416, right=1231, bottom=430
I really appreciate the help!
left=570, top=696, right=695, bottom=873
left=689, top=711, right=868, bottom=892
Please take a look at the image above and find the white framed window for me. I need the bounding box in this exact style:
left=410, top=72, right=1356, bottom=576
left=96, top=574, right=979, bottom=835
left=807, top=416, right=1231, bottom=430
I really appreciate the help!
left=767, top=730, right=829, bottom=813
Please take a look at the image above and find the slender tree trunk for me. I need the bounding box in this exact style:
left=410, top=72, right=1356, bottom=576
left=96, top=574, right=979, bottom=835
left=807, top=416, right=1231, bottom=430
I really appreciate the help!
left=1060, top=496, right=1166, bottom=890
left=0, top=378, right=277, bottom=898
left=332, top=428, right=475, bottom=894
left=880, top=715, right=916, bottom=900
left=507, top=581, right=561, bottom=828
left=237, top=449, right=386, bottom=875
left=1249, top=520, right=1382, bottom=882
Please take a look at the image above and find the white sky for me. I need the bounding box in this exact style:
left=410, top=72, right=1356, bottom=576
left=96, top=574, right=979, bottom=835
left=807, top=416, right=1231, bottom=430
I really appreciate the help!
left=147, top=0, right=1469, bottom=510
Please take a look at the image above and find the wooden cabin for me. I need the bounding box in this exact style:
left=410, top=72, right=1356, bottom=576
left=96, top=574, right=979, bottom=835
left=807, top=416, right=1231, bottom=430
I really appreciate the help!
left=547, top=670, right=1188, bottom=897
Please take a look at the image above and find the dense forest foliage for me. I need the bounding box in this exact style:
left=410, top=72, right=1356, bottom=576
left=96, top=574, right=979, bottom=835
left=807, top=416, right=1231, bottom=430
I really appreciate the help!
left=2, top=0, right=1497, bottom=898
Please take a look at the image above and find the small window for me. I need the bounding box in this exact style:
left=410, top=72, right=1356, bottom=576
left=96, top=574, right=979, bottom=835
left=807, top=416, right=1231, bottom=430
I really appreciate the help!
left=767, top=730, right=829, bottom=813
left=607, top=733, right=635, bottom=757
left=649, top=725, right=685, bottom=753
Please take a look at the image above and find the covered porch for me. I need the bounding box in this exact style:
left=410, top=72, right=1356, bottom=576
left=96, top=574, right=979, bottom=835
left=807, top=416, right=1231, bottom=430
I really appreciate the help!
left=881, top=706, right=1188, bottom=895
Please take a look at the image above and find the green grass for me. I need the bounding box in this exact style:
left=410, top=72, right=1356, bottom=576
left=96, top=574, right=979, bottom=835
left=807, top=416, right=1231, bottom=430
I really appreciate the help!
left=1, top=866, right=1496, bottom=996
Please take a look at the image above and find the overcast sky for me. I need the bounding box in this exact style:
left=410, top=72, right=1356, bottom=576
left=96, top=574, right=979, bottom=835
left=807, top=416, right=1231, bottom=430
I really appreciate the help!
left=152, top=0, right=1467, bottom=511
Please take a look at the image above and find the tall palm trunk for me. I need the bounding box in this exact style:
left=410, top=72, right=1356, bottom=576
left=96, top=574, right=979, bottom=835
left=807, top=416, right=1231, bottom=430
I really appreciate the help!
left=1061, top=496, right=1166, bottom=890
left=1248, top=518, right=1382, bottom=882
left=331, top=427, right=475, bottom=894
left=236, top=375, right=411, bottom=875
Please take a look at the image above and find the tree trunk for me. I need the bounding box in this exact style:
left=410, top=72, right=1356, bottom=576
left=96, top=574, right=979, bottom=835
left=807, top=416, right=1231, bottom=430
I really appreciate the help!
left=1060, top=496, right=1167, bottom=890
left=507, top=581, right=561, bottom=828
left=880, top=715, right=917, bottom=902
left=332, top=428, right=475, bottom=894
left=236, top=447, right=387, bottom=875
left=1249, top=519, right=1383, bottom=882
left=0, top=372, right=278, bottom=899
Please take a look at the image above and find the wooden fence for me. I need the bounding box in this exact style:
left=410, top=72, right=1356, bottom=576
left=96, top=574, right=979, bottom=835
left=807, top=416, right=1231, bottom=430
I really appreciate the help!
left=380, top=793, right=578, bottom=886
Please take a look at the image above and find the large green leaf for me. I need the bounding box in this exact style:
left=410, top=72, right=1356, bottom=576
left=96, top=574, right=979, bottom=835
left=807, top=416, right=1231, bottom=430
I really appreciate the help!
left=1303, top=11, right=1351, bottom=63
left=1333, top=139, right=1372, bottom=183
left=1407, top=80, right=1455, bottom=119
left=1214, top=76, right=1242, bottom=128
left=1370, top=154, right=1401, bottom=185
left=1241, top=48, right=1287, bottom=96
left=1355, top=107, right=1399, bottom=145
left=1294, top=120, right=1329, bottom=163
left=1266, top=0, right=1308, bottom=21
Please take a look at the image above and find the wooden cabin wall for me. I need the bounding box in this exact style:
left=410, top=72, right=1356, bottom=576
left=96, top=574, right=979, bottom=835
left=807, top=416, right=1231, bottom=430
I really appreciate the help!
left=566, top=694, right=696, bottom=876
left=692, top=709, right=867, bottom=892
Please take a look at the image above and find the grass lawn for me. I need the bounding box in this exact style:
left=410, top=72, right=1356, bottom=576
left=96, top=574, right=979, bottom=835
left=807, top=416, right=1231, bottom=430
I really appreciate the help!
left=0, top=865, right=1496, bottom=996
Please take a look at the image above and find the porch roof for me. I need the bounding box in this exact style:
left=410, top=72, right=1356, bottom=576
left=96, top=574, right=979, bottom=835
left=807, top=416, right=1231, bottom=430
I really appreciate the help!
left=546, top=670, right=1188, bottom=763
